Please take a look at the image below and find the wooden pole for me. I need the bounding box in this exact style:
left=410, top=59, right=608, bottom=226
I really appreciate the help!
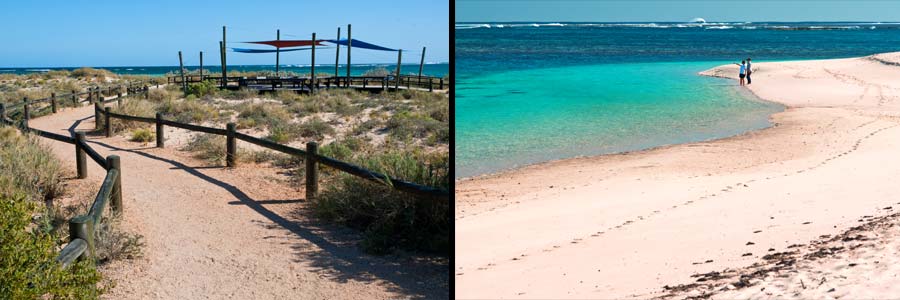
left=346, top=24, right=352, bottom=87
left=105, top=107, right=112, bottom=137
left=419, top=46, right=426, bottom=83
left=219, top=41, right=226, bottom=88
left=117, top=93, right=122, bottom=107
left=178, top=51, right=187, bottom=95
left=334, top=27, right=340, bottom=78
left=226, top=123, right=236, bottom=167
left=94, top=103, right=101, bottom=130
left=76, top=132, right=87, bottom=179
left=311, top=32, right=316, bottom=93
left=22, top=98, right=29, bottom=128
left=395, top=49, right=402, bottom=89
left=71, top=90, right=78, bottom=106
left=0, top=103, right=5, bottom=120
left=200, top=51, right=204, bottom=80
left=156, top=113, right=164, bottom=148
left=69, top=215, right=94, bottom=260
left=50, top=93, right=58, bottom=113
left=306, top=142, right=318, bottom=201
left=108, top=155, right=122, bottom=215
left=222, top=26, right=228, bottom=87
left=276, top=29, right=280, bottom=77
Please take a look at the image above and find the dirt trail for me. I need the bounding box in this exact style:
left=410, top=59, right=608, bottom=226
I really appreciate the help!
left=30, top=103, right=446, bottom=299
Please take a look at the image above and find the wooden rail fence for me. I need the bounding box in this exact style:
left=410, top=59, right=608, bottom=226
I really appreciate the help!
left=0, top=85, right=143, bottom=268
left=1, top=78, right=448, bottom=270
left=95, top=96, right=450, bottom=201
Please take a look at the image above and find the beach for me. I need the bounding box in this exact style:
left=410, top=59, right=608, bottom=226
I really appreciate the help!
left=455, top=52, right=900, bottom=298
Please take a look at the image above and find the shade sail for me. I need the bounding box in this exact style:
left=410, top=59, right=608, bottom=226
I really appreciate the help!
left=326, top=39, right=397, bottom=51
left=245, top=40, right=325, bottom=48
left=230, top=47, right=313, bottom=53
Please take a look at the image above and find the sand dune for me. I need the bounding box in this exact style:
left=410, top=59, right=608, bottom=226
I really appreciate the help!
left=455, top=52, right=900, bottom=299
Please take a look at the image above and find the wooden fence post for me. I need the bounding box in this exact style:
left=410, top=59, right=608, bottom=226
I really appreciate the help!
left=108, top=155, right=122, bottom=215
left=94, top=103, right=101, bottom=130
left=22, top=98, right=29, bottom=128
left=0, top=103, right=6, bottom=120
left=156, top=113, right=164, bottom=148
left=117, top=93, right=122, bottom=107
left=71, top=90, right=78, bottom=106
left=51, top=93, right=58, bottom=113
left=306, top=142, right=318, bottom=201
left=144, top=86, right=149, bottom=99
left=226, top=123, right=236, bottom=167
left=104, top=107, right=112, bottom=137
left=395, top=49, right=403, bottom=90
left=75, top=132, right=87, bottom=179
left=440, top=78, right=444, bottom=90
left=69, top=215, right=94, bottom=260
left=178, top=51, right=187, bottom=95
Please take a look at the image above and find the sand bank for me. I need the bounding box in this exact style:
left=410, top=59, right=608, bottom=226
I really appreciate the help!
left=455, top=52, right=900, bottom=298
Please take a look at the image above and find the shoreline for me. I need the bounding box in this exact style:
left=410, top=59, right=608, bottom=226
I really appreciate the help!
left=456, top=51, right=900, bottom=298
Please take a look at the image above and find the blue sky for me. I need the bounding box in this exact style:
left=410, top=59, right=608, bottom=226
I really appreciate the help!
left=457, top=0, right=900, bottom=22
left=0, top=0, right=448, bottom=67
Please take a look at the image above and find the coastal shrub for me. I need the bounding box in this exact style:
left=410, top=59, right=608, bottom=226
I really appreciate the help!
left=129, top=128, right=155, bottom=143
left=186, top=80, right=218, bottom=98
left=386, top=111, right=444, bottom=141
left=112, top=99, right=157, bottom=133
left=181, top=134, right=227, bottom=165
left=221, top=88, right=258, bottom=100
left=158, top=98, right=219, bottom=123
left=146, top=88, right=174, bottom=103
left=311, top=148, right=449, bottom=255
left=71, top=67, right=114, bottom=82
left=236, top=102, right=292, bottom=130
left=93, top=218, right=145, bottom=265
left=0, top=126, right=64, bottom=203
left=0, top=194, right=103, bottom=299
left=297, top=117, right=335, bottom=140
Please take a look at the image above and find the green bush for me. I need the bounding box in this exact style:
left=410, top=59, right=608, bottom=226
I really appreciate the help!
left=129, top=128, right=155, bottom=143
left=181, top=134, right=227, bottom=164
left=0, top=195, right=103, bottom=299
left=297, top=117, right=335, bottom=140
left=311, top=148, right=449, bottom=255
left=158, top=99, right=219, bottom=123
left=186, top=80, right=218, bottom=98
left=385, top=111, right=445, bottom=141
left=0, top=127, right=64, bottom=203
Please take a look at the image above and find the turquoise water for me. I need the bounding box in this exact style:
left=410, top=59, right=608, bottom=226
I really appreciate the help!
left=455, top=61, right=784, bottom=178
left=456, top=21, right=900, bottom=178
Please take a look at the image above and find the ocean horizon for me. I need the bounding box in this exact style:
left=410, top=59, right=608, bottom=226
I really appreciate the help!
left=0, top=63, right=449, bottom=77
left=456, top=21, right=900, bottom=178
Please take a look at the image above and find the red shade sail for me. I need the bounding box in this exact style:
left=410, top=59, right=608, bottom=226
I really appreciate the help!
left=245, top=40, right=326, bottom=48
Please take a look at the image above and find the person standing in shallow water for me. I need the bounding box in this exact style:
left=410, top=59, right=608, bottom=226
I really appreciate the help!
left=746, top=58, right=753, bottom=84
left=734, top=60, right=746, bottom=86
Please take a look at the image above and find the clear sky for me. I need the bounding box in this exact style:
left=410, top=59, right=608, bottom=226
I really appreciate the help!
left=457, top=0, right=900, bottom=22
left=0, top=0, right=448, bottom=68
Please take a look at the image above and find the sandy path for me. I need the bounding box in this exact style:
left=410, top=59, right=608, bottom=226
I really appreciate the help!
left=455, top=52, right=900, bottom=299
left=30, top=101, right=447, bottom=299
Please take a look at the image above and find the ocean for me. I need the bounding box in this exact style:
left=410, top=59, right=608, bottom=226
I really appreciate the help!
left=456, top=21, right=900, bottom=178
left=0, top=63, right=449, bottom=77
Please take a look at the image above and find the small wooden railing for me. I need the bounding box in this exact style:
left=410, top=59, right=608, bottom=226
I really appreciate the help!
left=168, top=74, right=447, bottom=91
left=0, top=86, right=144, bottom=267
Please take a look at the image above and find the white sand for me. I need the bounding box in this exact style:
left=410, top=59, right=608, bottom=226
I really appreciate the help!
left=455, top=52, right=900, bottom=299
